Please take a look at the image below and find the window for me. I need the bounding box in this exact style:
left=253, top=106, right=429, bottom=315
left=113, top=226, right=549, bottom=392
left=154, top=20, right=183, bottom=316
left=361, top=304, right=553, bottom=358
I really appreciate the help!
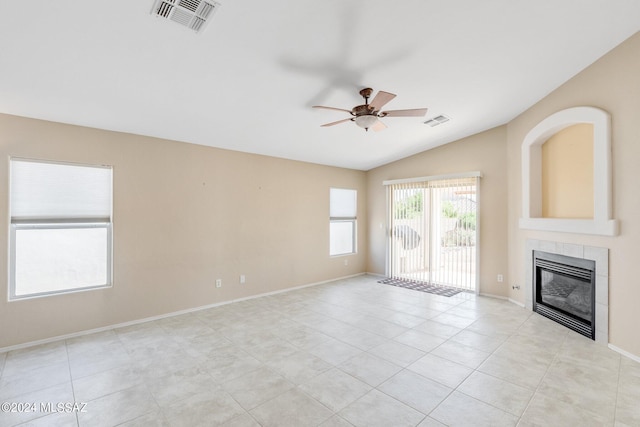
left=9, top=158, right=113, bottom=299
left=329, top=188, right=357, bottom=256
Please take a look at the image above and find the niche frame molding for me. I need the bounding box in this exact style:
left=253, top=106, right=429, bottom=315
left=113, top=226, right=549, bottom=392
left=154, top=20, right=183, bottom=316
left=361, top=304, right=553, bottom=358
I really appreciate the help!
left=519, top=106, right=618, bottom=236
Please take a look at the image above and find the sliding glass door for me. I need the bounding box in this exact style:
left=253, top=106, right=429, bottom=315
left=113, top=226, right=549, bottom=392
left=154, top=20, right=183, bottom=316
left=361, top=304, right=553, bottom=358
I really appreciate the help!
left=386, top=174, right=479, bottom=292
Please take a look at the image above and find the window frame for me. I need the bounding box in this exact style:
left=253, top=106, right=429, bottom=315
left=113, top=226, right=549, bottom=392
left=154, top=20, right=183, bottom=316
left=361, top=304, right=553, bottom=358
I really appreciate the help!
left=329, top=187, right=357, bottom=257
left=8, top=158, right=113, bottom=300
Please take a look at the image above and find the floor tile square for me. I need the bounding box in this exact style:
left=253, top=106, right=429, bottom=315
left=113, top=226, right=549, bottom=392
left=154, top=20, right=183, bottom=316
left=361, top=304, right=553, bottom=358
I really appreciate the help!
left=147, top=366, right=219, bottom=406
left=368, top=341, right=425, bottom=367
left=222, top=366, right=294, bottom=410
left=477, top=353, right=547, bottom=390
left=0, top=383, right=74, bottom=427
left=378, top=369, right=452, bottom=414
left=457, top=371, right=533, bottom=416
left=407, top=354, right=473, bottom=388
left=416, top=417, right=447, bottom=427
left=338, top=352, right=402, bottom=387
left=537, top=357, right=618, bottom=420
left=307, top=338, right=362, bottom=366
left=0, top=361, right=71, bottom=401
left=162, top=389, right=246, bottom=427
left=78, top=385, right=159, bottom=427
left=412, top=320, right=462, bottom=339
left=519, top=393, right=612, bottom=427
left=448, top=329, right=508, bottom=353
left=221, top=413, right=262, bottom=426
left=119, top=410, right=170, bottom=426
left=431, top=313, right=476, bottom=329
left=298, top=367, right=371, bottom=412
left=250, top=388, right=333, bottom=427
left=73, top=364, right=145, bottom=403
left=318, top=415, right=355, bottom=427
left=200, top=350, right=263, bottom=383
left=393, top=330, right=446, bottom=353
left=264, top=350, right=332, bottom=385
left=430, top=391, right=518, bottom=426
left=430, top=340, right=491, bottom=369
left=339, top=389, right=425, bottom=427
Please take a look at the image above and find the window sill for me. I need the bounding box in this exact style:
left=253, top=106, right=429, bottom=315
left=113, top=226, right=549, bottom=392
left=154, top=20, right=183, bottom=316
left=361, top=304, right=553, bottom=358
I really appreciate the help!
left=9, top=284, right=112, bottom=301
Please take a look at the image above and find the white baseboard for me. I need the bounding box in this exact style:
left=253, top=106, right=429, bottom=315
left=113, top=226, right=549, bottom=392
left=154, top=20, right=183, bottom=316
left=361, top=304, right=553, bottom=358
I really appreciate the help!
left=479, top=292, right=508, bottom=300
left=365, top=272, right=386, bottom=278
left=0, top=273, right=365, bottom=354
left=508, top=298, right=526, bottom=308
left=608, top=343, right=640, bottom=363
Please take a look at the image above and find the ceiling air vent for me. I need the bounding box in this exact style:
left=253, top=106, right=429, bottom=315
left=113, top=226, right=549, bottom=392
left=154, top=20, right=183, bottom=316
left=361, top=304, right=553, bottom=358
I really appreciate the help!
left=424, top=115, right=451, bottom=127
left=151, top=0, right=220, bottom=33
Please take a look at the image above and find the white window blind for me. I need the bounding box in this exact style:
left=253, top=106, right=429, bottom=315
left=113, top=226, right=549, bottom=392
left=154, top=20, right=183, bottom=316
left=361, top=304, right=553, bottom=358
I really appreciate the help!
left=330, top=188, right=356, bottom=218
left=10, top=159, right=112, bottom=221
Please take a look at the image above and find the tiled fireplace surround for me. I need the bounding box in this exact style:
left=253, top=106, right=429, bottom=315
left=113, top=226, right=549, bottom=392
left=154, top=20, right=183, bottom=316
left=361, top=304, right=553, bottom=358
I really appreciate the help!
left=524, top=239, right=609, bottom=344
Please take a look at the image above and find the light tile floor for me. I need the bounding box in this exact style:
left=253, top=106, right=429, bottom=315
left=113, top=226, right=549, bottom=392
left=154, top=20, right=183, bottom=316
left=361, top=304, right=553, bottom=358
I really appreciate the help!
left=1, top=274, right=639, bottom=426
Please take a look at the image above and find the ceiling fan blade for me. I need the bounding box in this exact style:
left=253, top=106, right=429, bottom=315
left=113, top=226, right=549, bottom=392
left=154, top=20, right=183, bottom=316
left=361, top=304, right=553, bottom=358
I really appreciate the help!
left=371, top=120, right=387, bottom=132
left=313, top=105, right=353, bottom=114
left=321, top=118, right=353, bottom=127
left=369, top=91, right=396, bottom=111
left=381, top=108, right=428, bottom=117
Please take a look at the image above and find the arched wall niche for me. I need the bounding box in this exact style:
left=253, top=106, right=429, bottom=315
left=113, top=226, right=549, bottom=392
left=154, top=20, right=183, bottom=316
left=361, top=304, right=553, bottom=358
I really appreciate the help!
left=519, top=106, right=619, bottom=236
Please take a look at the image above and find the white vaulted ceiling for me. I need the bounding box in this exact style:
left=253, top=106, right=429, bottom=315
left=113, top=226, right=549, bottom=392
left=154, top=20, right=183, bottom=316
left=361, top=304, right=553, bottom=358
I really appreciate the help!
left=0, top=1, right=638, bottom=170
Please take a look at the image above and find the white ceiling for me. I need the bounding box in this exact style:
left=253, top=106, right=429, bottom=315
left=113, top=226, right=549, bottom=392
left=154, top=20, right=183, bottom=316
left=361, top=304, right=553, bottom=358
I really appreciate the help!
left=1, top=1, right=638, bottom=170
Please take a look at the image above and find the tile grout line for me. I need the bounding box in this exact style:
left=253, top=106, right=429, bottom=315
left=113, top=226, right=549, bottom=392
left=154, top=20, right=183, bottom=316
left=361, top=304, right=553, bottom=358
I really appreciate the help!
left=612, top=351, right=623, bottom=425
left=65, top=341, right=81, bottom=427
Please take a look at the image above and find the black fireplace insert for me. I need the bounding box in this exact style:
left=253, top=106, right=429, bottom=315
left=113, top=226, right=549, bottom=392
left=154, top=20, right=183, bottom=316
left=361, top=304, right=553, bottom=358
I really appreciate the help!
left=533, top=251, right=596, bottom=339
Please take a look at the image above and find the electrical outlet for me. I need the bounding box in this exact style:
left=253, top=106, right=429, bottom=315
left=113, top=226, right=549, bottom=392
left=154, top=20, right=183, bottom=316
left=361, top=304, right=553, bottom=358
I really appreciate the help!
left=497, top=274, right=504, bottom=283
left=215, top=279, right=222, bottom=288
left=344, top=259, right=349, bottom=266
left=240, top=275, right=245, bottom=284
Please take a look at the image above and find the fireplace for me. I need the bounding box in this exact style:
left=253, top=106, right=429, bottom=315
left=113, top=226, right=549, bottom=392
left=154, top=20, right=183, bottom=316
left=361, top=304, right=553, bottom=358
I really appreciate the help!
left=525, top=240, right=608, bottom=344
left=533, top=251, right=596, bottom=339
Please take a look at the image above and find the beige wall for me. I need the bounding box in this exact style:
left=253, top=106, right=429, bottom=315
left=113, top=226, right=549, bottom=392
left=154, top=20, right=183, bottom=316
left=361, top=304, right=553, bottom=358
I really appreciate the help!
left=3, top=32, right=639, bottom=359
left=366, top=126, right=509, bottom=297
left=541, top=123, right=594, bottom=218
left=0, top=114, right=367, bottom=348
left=507, top=32, right=640, bottom=356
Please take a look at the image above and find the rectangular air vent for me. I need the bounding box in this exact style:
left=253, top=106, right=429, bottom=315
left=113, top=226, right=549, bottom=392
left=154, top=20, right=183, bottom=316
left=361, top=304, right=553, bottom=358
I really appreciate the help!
left=151, top=0, right=220, bottom=33
left=424, top=115, right=451, bottom=127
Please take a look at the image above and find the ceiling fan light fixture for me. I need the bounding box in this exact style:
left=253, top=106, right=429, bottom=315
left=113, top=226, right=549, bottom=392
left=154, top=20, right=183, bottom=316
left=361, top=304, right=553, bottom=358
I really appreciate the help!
left=355, top=115, right=378, bottom=130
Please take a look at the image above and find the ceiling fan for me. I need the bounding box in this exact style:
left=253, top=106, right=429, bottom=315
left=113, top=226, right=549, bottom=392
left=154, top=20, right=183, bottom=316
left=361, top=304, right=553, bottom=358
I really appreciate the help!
left=313, top=88, right=428, bottom=132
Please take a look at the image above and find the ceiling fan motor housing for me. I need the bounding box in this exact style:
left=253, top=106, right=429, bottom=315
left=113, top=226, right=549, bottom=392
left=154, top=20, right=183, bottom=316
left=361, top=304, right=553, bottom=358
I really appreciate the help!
left=352, top=104, right=374, bottom=116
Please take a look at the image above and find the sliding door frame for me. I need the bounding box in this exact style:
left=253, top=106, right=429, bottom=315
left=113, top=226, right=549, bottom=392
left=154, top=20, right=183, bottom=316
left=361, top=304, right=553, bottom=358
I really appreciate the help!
left=384, top=171, right=482, bottom=294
